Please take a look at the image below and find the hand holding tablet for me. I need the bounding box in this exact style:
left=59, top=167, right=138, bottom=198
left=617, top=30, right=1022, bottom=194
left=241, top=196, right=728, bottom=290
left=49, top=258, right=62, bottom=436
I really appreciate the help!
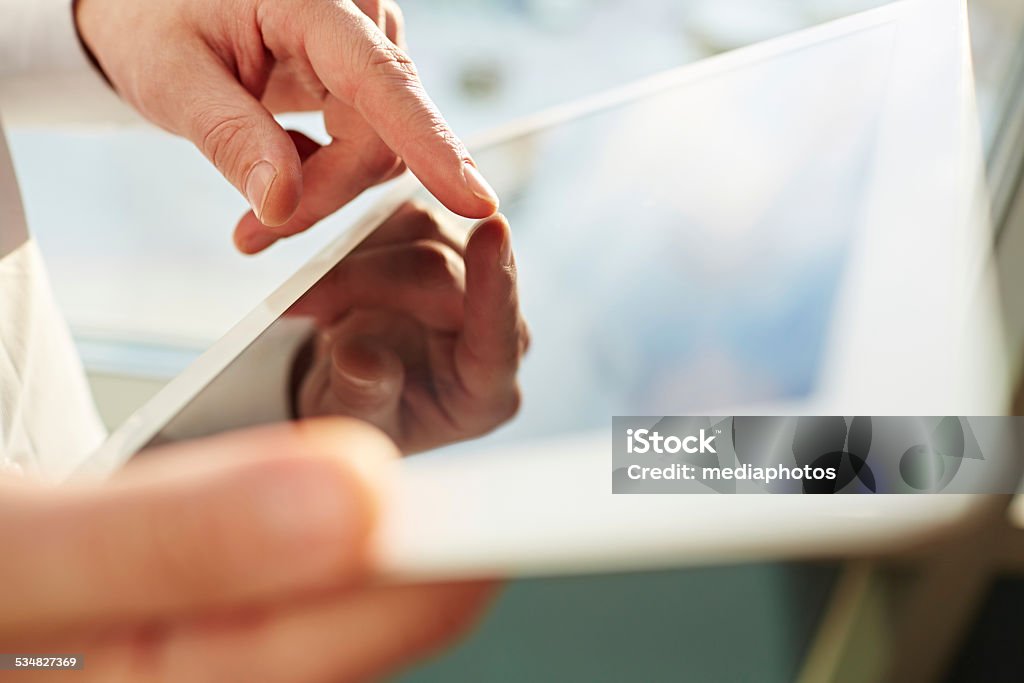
left=1, top=420, right=494, bottom=681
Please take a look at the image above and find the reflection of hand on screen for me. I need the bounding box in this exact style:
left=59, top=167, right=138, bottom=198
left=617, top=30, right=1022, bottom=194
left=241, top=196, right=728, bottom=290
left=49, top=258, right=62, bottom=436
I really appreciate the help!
left=288, top=203, right=529, bottom=454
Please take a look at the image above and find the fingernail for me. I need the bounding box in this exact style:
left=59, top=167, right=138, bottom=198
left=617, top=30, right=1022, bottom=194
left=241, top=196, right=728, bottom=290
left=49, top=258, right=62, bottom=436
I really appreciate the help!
left=461, top=161, right=499, bottom=210
left=245, top=160, right=278, bottom=223
left=335, top=344, right=384, bottom=387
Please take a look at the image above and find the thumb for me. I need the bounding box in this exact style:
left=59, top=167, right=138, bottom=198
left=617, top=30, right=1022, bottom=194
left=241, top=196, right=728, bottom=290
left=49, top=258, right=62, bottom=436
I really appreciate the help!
left=0, top=419, right=395, bottom=635
left=177, top=59, right=303, bottom=226
left=323, top=340, right=405, bottom=429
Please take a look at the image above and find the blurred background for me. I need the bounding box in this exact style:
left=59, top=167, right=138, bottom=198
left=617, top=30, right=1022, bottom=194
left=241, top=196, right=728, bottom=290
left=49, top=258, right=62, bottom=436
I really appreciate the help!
left=6, top=0, right=1024, bottom=680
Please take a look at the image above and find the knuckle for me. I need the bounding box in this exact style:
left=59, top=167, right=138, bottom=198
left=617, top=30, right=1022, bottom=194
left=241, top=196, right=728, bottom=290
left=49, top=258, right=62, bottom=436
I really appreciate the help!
left=351, top=37, right=418, bottom=102
left=360, top=37, right=415, bottom=80
left=370, top=41, right=417, bottom=78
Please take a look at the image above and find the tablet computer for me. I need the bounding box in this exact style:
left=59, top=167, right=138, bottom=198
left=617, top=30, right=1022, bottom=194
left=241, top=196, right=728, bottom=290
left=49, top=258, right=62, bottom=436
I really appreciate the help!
left=76, top=0, right=1010, bottom=579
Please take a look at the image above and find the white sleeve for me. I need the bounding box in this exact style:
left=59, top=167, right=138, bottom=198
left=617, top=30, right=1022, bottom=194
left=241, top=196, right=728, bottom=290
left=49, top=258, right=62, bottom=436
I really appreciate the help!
left=1, top=132, right=106, bottom=482
left=0, top=0, right=135, bottom=124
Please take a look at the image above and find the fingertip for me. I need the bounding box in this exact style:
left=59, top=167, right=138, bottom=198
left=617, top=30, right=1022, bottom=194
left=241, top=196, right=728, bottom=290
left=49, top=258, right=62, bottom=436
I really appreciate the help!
left=467, top=212, right=511, bottom=264
left=408, top=147, right=499, bottom=219
left=241, top=130, right=304, bottom=228
left=456, top=159, right=497, bottom=210
left=431, top=192, right=498, bottom=221
left=467, top=212, right=505, bottom=238
left=480, top=212, right=510, bottom=230
left=235, top=141, right=302, bottom=250
left=256, top=166, right=303, bottom=227
left=234, top=213, right=278, bottom=254
left=235, top=129, right=320, bottom=249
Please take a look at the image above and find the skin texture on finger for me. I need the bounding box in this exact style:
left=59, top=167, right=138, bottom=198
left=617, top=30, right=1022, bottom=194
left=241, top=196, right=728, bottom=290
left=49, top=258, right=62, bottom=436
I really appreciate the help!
left=263, top=1, right=499, bottom=219
left=287, top=241, right=467, bottom=329
left=0, top=420, right=394, bottom=634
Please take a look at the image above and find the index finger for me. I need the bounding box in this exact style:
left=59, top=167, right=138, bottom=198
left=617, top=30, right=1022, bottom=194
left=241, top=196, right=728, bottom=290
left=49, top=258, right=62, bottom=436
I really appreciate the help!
left=297, top=3, right=500, bottom=218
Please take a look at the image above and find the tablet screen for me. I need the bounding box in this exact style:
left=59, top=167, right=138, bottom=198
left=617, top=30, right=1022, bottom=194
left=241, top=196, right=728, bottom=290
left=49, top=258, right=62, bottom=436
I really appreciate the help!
left=419, top=20, right=896, bottom=449
left=137, top=19, right=897, bottom=454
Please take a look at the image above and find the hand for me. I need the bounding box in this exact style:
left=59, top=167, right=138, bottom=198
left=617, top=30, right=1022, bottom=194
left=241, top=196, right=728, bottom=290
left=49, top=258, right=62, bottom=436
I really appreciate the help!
left=73, top=0, right=499, bottom=254
left=0, top=419, right=494, bottom=682
left=289, top=203, right=529, bottom=454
